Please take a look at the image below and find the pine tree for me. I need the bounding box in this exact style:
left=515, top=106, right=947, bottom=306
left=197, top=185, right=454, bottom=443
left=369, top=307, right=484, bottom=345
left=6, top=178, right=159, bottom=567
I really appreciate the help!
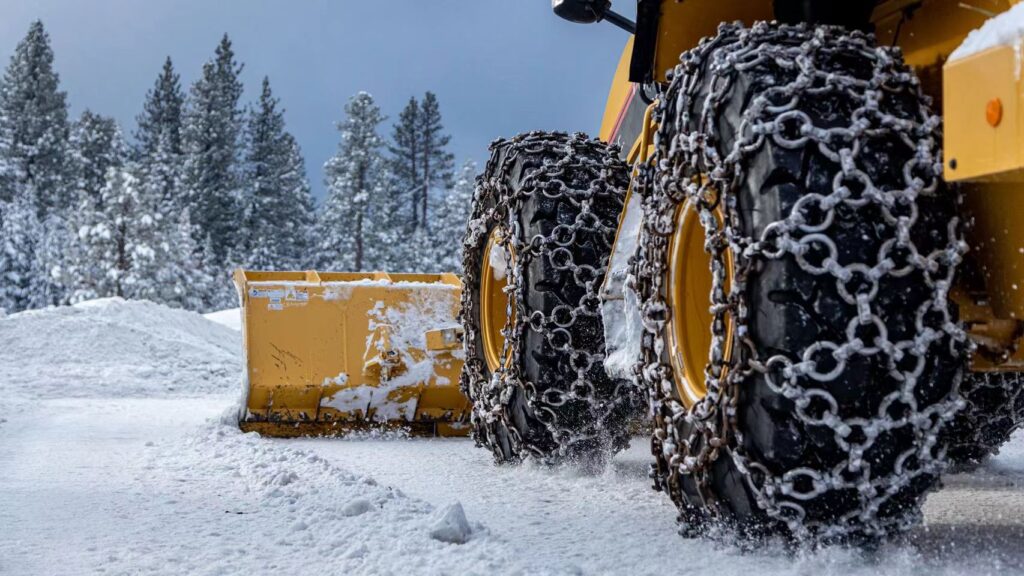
left=181, top=34, right=244, bottom=264
left=318, top=92, right=388, bottom=271
left=156, top=208, right=212, bottom=311
left=0, top=21, right=71, bottom=216
left=417, top=91, right=454, bottom=226
left=388, top=97, right=420, bottom=229
left=200, top=233, right=236, bottom=310
left=431, top=159, right=476, bottom=272
left=239, top=77, right=314, bottom=270
left=68, top=191, right=106, bottom=303
left=134, top=57, right=185, bottom=159
left=65, top=113, right=126, bottom=304
left=280, top=135, right=315, bottom=268
left=385, top=92, right=454, bottom=269
left=0, top=193, right=46, bottom=312
left=72, top=166, right=138, bottom=299
left=69, top=111, right=126, bottom=207
left=363, top=166, right=411, bottom=271
left=135, top=58, right=187, bottom=212
left=37, top=213, right=74, bottom=307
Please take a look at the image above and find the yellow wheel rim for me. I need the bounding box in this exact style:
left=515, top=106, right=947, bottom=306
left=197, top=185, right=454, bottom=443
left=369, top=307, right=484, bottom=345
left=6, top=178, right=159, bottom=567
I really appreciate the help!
left=480, top=229, right=514, bottom=372
left=665, top=199, right=735, bottom=408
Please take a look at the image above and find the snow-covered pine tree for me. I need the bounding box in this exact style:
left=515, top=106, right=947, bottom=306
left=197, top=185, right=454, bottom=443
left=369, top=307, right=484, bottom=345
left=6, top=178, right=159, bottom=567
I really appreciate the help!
left=238, top=77, right=314, bottom=270
left=417, top=91, right=454, bottom=226
left=72, top=166, right=138, bottom=299
left=67, top=118, right=128, bottom=303
left=130, top=58, right=222, bottom=309
left=199, top=232, right=236, bottom=310
left=0, top=21, right=71, bottom=216
left=181, top=35, right=244, bottom=264
left=69, top=111, right=126, bottom=207
left=35, top=211, right=74, bottom=307
left=135, top=57, right=187, bottom=213
left=0, top=192, right=46, bottom=312
left=385, top=92, right=454, bottom=269
left=280, top=135, right=315, bottom=269
left=388, top=97, right=420, bottom=232
left=318, top=92, right=389, bottom=271
left=156, top=207, right=213, bottom=311
left=134, top=57, right=185, bottom=160
left=431, top=159, right=476, bottom=272
left=363, top=158, right=410, bottom=271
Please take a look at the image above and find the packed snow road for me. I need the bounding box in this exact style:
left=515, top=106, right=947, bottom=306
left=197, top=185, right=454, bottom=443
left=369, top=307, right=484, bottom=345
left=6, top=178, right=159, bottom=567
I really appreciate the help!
left=3, top=300, right=1024, bottom=575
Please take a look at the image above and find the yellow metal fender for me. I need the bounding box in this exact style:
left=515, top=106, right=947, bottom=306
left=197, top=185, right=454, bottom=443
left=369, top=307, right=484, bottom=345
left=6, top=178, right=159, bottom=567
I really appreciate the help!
left=234, top=269, right=470, bottom=437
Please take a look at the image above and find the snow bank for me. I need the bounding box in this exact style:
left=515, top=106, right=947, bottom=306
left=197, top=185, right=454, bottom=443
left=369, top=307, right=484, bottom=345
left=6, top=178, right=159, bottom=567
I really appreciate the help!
left=949, top=3, right=1024, bottom=62
left=121, top=419, right=518, bottom=575
left=0, top=298, right=240, bottom=399
left=204, top=307, right=242, bottom=331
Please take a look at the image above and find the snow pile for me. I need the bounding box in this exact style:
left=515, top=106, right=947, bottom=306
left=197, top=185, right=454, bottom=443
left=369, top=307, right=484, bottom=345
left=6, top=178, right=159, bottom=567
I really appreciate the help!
left=0, top=298, right=240, bottom=399
left=949, top=3, right=1024, bottom=61
left=429, top=502, right=474, bottom=544
left=115, top=420, right=518, bottom=575
left=203, top=307, right=242, bottom=331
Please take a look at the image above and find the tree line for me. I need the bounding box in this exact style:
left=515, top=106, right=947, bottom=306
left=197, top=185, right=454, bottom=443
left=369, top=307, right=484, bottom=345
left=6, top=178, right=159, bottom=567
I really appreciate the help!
left=0, top=22, right=473, bottom=314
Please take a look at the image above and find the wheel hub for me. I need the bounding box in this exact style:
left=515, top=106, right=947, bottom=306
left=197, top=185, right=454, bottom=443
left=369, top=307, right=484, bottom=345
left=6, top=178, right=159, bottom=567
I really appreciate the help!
left=480, top=229, right=514, bottom=372
left=665, top=199, right=735, bottom=407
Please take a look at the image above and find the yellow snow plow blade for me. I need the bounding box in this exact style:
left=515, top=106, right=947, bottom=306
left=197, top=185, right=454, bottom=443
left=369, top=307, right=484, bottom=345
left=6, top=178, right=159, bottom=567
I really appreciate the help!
left=234, top=269, right=470, bottom=437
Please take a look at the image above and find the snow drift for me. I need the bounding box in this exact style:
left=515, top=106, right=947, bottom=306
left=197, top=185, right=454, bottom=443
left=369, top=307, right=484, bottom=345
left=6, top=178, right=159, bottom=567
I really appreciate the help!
left=122, top=419, right=511, bottom=574
left=203, top=307, right=242, bottom=331
left=0, top=298, right=241, bottom=399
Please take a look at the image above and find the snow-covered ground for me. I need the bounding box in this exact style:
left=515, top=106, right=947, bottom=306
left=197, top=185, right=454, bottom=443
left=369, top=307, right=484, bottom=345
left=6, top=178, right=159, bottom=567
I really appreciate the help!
left=3, top=300, right=1024, bottom=575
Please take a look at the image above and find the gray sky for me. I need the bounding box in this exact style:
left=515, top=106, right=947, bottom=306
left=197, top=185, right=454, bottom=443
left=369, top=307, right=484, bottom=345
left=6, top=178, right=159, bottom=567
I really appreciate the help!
left=0, top=1, right=637, bottom=200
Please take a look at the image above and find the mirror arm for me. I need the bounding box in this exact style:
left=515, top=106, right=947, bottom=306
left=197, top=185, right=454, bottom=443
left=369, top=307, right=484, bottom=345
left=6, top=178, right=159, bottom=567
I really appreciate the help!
left=602, top=9, right=636, bottom=34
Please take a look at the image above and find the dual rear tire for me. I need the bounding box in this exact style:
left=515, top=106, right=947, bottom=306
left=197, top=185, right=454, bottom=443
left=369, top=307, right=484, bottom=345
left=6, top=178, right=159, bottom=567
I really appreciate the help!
left=462, top=23, right=976, bottom=540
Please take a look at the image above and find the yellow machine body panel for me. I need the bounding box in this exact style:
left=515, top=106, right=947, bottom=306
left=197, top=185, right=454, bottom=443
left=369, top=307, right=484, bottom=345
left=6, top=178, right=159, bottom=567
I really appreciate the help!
left=600, top=36, right=636, bottom=144
left=944, top=45, right=1024, bottom=182
left=651, top=0, right=772, bottom=83
left=235, top=269, right=470, bottom=437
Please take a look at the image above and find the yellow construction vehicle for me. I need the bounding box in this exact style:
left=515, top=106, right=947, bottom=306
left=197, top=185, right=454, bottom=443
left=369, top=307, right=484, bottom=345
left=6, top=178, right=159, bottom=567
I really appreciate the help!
left=462, top=0, right=1024, bottom=540
left=236, top=0, right=1024, bottom=541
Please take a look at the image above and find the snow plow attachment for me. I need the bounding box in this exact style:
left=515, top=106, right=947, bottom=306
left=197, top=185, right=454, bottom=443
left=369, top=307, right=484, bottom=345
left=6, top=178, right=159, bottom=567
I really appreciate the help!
left=234, top=269, right=470, bottom=437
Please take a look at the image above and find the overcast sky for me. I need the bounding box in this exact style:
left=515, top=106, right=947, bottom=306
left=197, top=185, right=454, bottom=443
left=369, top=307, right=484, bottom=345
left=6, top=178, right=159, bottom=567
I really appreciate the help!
left=0, top=1, right=638, bottom=200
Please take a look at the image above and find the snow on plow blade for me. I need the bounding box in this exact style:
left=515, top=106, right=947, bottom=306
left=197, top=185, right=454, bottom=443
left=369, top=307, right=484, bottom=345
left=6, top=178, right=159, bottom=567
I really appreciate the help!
left=234, top=269, right=470, bottom=437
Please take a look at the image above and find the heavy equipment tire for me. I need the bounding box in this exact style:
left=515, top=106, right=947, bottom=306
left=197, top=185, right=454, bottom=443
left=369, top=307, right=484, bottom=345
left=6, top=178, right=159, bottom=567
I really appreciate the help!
left=946, top=371, right=1024, bottom=467
left=635, top=23, right=967, bottom=540
left=460, top=131, right=640, bottom=465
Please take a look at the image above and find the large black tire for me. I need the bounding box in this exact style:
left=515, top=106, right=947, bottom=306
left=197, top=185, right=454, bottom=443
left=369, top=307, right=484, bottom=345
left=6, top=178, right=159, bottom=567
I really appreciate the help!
left=636, top=23, right=966, bottom=540
left=460, top=132, right=641, bottom=464
left=946, top=371, right=1024, bottom=467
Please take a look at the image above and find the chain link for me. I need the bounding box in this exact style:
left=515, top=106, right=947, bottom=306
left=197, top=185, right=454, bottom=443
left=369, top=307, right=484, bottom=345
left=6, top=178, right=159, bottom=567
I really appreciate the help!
left=634, top=22, right=968, bottom=539
left=948, top=370, right=1024, bottom=463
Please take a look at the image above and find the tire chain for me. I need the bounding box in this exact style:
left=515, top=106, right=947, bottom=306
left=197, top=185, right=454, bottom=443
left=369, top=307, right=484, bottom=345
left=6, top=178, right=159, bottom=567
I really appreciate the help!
left=633, top=23, right=969, bottom=539
left=950, top=371, right=1024, bottom=463
left=460, top=131, right=643, bottom=462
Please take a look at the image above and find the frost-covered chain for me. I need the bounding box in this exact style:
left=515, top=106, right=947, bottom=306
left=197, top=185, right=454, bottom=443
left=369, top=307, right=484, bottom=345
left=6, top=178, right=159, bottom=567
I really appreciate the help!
left=949, top=371, right=1024, bottom=460
left=635, top=23, right=968, bottom=539
left=461, top=131, right=639, bottom=461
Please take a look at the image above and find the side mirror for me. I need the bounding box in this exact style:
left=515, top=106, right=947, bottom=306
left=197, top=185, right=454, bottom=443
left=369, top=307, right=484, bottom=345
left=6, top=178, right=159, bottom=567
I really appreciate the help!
left=552, top=0, right=611, bottom=24
left=552, top=0, right=635, bottom=33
